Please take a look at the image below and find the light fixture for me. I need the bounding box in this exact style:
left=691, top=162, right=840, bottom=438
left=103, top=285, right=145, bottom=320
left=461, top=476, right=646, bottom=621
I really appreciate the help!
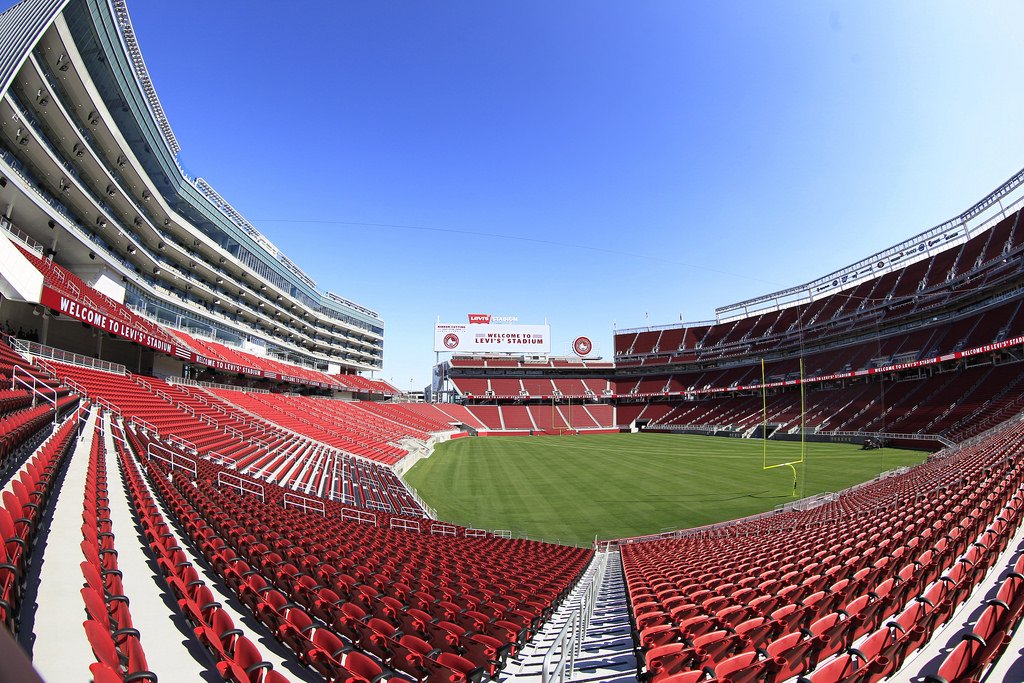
left=88, top=252, right=95, bottom=260
left=153, top=267, right=161, bottom=274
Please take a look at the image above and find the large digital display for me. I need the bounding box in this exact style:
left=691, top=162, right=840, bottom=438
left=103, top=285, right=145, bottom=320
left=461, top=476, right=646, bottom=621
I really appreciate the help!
left=434, top=323, right=551, bottom=353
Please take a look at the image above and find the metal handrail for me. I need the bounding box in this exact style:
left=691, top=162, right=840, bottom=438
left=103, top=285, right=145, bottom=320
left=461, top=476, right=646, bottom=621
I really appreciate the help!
left=11, top=365, right=58, bottom=422
left=540, top=551, right=609, bottom=683
left=146, top=441, right=197, bottom=478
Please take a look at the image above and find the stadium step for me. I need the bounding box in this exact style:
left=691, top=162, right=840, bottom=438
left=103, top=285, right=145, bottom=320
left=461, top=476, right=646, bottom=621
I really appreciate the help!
left=506, top=548, right=637, bottom=683
left=29, top=409, right=99, bottom=681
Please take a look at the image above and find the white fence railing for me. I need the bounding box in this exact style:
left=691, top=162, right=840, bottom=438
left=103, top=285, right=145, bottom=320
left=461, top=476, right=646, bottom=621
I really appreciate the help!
left=129, top=415, right=157, bottom=437
left=167, top=434, right=197, bottom=454
left=146, top=442, right=197, bottom=478
left=12, top=338, right=126, bottom=375
left=390, top=518, right=421, bottom=533
left=167, top=375, right=270, bottom=393
left=217, top=471, right=265, bottom=502
left=817, top=429, right=955, bottom=448
left=95, top=396, right=121, bottom=416
left=11, top=365, right=58, bottom=417
left=283, top=492, right=326, bottom=516
left=342, top=508, right=377, bottom=526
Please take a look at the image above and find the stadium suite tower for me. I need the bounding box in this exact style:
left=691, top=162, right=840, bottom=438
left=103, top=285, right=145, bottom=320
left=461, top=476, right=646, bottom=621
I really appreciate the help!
left=0, top=0, right=384, bottom=382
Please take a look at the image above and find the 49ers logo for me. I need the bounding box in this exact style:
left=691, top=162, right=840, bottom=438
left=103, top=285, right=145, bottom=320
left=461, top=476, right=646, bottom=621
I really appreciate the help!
left=573, top=336, right=593, bottom=356
left=443, top=333, right=460, bottom=349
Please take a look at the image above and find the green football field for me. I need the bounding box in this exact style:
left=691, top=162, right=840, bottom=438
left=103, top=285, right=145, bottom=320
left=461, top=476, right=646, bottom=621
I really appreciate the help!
left=405, top=433, right=926, bottom=546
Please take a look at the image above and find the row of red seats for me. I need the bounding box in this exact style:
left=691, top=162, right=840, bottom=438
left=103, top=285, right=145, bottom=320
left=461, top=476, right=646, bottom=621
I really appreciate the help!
left=0, top=389, right=32, bottom=415
left=615, top=207, right=1024, bottom=364
left=46, top=360, right=421, bottom=513
left=215, top=391, right=407, bottom=465
left=350, top=402, right=452, bottom=436
left=394, top=403, right=486, bottom=433
left=109, top=419, right=290, bottom=683
left=189, top=478, right=578, bottom=667
left=798, top=486, right=1023, bottom=682
left=0, top=407, right=79, bottom=633
left=622, top=418, right=1024, bottom=682
left=0, top=397, right=77, bottom=465
left=620, top=362, right=1024, bottom=441
left=171, top=330, right=394, bottom=394
left=924, top=553, right=1024, bottom=683
left=163, top=474, right=529, bottom=682
left=129, top=426, right=590, bottom=681
left=80, top=419, right=156, bottom=682
left=122, top=423, right=366, bottom=682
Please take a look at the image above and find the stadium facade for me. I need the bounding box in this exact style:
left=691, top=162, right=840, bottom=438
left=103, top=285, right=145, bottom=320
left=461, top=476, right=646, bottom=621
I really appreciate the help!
left=0, top=0, right=384, bottom=387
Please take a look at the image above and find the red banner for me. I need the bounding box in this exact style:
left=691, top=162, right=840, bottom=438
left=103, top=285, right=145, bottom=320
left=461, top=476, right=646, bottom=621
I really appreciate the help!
left=41, top=286, right=181, bottom=357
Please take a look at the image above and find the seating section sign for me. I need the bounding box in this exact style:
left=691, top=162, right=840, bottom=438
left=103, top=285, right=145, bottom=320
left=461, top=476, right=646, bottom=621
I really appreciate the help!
left=434, top=323, right=550, bottom=353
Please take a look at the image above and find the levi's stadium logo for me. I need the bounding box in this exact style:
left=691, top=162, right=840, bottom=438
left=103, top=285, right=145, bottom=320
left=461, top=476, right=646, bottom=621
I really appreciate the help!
left=468, top=314, right=491, bottom=324
left=573, top=336, right=593, bottom=356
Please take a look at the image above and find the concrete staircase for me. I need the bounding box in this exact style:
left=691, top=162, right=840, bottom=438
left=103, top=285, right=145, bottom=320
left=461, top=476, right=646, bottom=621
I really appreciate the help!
left=506, top=549, right=637, bottom=683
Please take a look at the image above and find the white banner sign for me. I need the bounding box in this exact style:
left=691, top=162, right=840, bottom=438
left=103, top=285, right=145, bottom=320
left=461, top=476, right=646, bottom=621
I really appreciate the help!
left=435, top=323, right=550, bottom=353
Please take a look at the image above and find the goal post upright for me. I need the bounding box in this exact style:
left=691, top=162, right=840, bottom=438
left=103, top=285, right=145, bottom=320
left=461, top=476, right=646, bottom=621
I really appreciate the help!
left=761, top=356, right=806, bottom=497
left=800, top=356, right=807, bottom=497
left=762, top=358, right=768, bottom=470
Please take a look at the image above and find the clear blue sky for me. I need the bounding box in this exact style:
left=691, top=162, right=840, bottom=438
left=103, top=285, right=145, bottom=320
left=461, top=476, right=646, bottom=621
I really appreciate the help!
left=125, top=2, right=1024, bottom=391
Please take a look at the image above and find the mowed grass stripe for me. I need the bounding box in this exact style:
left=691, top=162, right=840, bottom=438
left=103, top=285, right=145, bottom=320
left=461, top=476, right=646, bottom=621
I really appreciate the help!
left=405, top=433, right=925, bottom=546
